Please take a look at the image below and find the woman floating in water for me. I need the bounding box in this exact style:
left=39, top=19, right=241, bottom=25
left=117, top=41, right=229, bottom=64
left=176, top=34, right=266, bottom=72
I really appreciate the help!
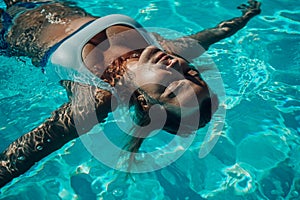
left=0, top=0, right=261, bottom=188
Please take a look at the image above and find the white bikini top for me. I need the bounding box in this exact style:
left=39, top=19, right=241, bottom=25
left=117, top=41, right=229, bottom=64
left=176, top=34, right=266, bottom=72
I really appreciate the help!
left=46, top=14, right=160, bottom=88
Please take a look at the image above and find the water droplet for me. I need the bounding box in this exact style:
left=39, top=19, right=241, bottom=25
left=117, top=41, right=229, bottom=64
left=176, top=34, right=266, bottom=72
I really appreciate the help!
left=47, top=139, right=51, bottom=143
left=37, top=146, right=43, bottom=151
left=112, top=188, right=124, bottom=197
left=17, top=156, right=25, bottom=161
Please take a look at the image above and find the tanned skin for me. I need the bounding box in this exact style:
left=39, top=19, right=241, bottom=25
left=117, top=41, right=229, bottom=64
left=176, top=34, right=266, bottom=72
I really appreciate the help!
left=0, top=0, right=261, bottom=188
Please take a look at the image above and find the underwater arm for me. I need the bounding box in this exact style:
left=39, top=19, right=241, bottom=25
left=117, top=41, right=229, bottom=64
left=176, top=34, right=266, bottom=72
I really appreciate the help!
left=154, top=0, right=261, bottom=60
left=0, top=81, right=113, bottom=188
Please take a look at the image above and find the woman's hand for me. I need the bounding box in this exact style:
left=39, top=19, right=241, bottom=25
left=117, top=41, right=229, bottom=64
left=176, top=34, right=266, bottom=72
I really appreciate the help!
left=238, top=0, right=261, bottom=17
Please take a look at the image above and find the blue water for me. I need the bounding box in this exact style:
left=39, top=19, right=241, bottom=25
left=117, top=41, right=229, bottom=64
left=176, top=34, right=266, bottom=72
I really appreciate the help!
left=0, top=0, right=300, bottom=199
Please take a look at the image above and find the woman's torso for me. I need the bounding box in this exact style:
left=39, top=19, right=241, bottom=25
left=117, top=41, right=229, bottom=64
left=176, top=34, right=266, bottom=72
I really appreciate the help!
left=4, top=1, right=151, bottom=71
left=4, top=1, right=95, bottom=66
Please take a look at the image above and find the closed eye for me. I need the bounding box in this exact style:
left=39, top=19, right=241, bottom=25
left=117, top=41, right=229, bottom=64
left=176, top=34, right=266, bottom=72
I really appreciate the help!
left=184, top=69, right=203, bottom=86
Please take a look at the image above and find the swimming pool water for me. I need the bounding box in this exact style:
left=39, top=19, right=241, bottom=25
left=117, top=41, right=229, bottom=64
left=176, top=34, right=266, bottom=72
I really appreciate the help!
left=0, top=0, right=300, bottom=199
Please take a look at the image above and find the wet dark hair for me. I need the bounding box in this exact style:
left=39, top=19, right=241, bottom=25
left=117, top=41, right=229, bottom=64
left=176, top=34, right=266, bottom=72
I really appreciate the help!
left=163, top=97, right=213, bottom=134
left=99, top=50, right=215, bottom=158
left=125, top=88, right=214, bottom=155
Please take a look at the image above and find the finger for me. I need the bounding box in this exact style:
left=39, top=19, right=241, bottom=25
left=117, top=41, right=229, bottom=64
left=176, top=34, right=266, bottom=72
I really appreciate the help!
left=248, top=0, right=257, bottom=6
left=153, top=51, right=169, bottom=64
left=249, top=0, right=260, bottom=8
left=138, top=46, right=161, bottom=63
left=255, top=1, right=261, bottom=9
left=237, top=4, right=247, bottom=9
left=248, top=0, right=254, bottom=5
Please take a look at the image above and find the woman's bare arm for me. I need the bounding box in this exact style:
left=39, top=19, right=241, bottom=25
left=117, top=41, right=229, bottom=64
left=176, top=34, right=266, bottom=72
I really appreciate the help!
left=189, top=0, right=261, bottom=50
left=0, top=81, right=113, bottom=188
left=154, top=0, right=261, bottom=60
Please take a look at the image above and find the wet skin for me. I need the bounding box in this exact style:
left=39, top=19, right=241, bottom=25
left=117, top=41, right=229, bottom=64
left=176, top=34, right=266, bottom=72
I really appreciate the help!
left=81, top=25, right=210, bottom=131
left=0, top=0, right=261, bottom=188
left=126, top=46, right=211, bottom=133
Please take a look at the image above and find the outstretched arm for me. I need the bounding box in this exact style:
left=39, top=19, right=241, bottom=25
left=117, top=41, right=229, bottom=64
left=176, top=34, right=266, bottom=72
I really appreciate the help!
left=190, top=0, right=261, bottom=50
left=0, top=81, right=113, bottom=188
left=154, top=0, right=261, bottom=60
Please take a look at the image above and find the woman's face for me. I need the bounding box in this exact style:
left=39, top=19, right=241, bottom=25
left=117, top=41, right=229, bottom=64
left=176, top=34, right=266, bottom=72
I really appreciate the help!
left=81, top=26, right=212, bottom=133
left=125, top=46, right=211, bottom=133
